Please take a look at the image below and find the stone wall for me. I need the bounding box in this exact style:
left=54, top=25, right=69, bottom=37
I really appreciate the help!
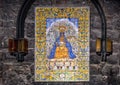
left=0, top=0, right=120, bottom=85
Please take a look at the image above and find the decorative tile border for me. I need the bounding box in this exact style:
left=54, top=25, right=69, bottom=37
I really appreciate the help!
left=35, top=7, right=90, bottom=82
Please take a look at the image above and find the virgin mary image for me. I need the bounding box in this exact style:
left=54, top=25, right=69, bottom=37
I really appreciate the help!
left=46, top=19, right=78, bottom=59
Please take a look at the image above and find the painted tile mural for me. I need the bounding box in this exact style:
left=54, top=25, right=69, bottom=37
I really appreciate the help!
left=35, top=7, right=90, bottom=82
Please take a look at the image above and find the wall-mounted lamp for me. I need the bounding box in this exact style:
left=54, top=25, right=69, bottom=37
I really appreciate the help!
left=8, top=0, right=34, bottom=62
left=91, top=0, right=113, bottom=61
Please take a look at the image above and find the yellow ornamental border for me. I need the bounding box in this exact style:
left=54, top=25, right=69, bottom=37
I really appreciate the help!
left=35, top=7, right=89, bottom=82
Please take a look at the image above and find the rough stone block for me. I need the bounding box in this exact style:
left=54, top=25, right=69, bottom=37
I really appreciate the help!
left=25, top=23, right=35, bottom=38
left=111, top=65, right=119, bottom=76
left=90, top=54, right=100, bottom=64
left=107, top=29, right=120, bottom=41
left=3, top=0, right=24, bottom=4
left=107, top=54, right=119, bottom=64
left=0, top=8, right=3, bottom=20
left=2, top=63, right=33, bottom=85
left=90, top=29, right=101, bottom=40
left=2, top=52, right=15, bottom=60
left=103, top=0, right=120, bottom=15
left=92, top=16, right=101, bottom=28
left=90, top=75, right=108, bottom=85
left=102, top=63, right=112, bottom=76
left=3, top=4, right=19, bottom=20
left=90, top=40, right=96, bottom=53
left=24, top=49, right=34, bottom=62
left=0, top=35, right=4, bottom=48
left=0, top=28, right=5, bottom=36
left=28, top=38, right=35, bottom=48
left=0, top=63, right=3, bottom=78
left=26, top=6, right=35, bottom=22
left=117, top=75, right=120, bottom=85
left=90, top=64, right=100, bottom=75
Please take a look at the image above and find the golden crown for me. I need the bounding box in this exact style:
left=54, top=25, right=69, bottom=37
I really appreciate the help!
left=59, top=26, right=67, bottom=32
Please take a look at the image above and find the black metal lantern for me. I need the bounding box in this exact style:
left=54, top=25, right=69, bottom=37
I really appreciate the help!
left=91, top=0, right=113, bottom=61
left=8, top=0, right=34, bottom=62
